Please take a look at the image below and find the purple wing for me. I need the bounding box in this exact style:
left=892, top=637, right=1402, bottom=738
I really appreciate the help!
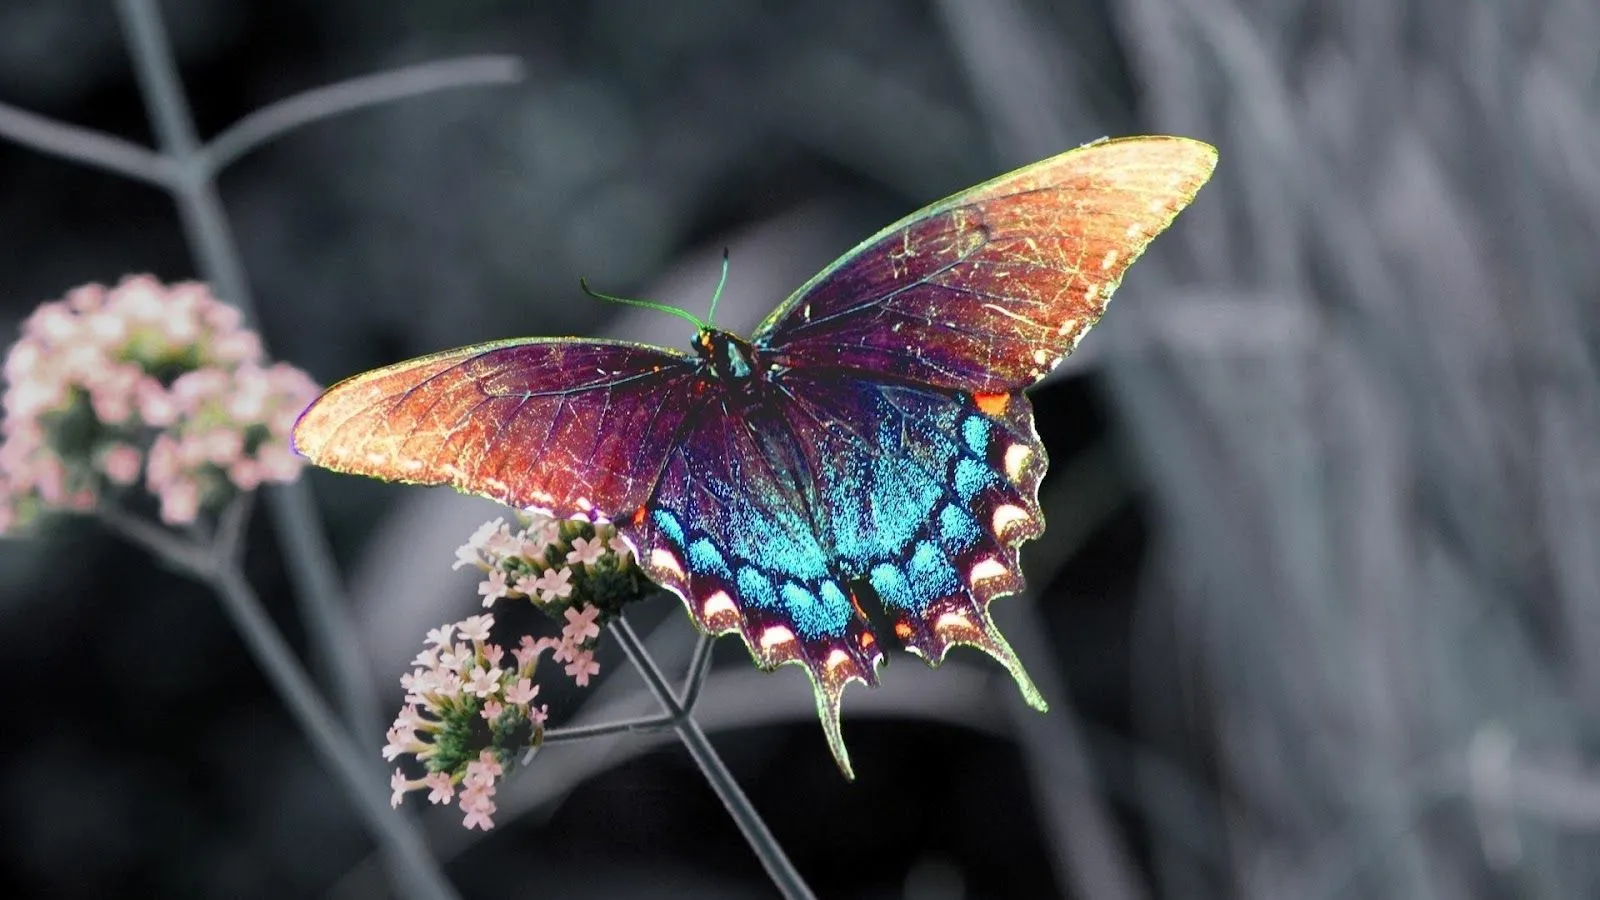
left=753, top=137, right=1218, bottom=393
left=293, top=338, right=704, bottom=520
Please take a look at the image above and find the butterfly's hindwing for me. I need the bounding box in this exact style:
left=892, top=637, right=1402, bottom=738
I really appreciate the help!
left=618, top=389, right=885, bottom=775
left=776, top=371, right=1048, bottom=707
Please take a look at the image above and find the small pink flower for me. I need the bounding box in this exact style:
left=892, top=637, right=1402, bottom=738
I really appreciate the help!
left=549, top=639, right=575, bottom=664
left=424, top=772, right=455, bottom=805
left=389, top=769, right=411, bottom=808
left=467, top=749, right=505, bottom=782
left=513, top=571, right=544, bottom=597
left=465, top=666, right=503, bottom=698
left=451, top=542, right=483, bottom=571
left=382, top=724, right=412, bottom=761
left=480, top=699, right=504, bottom=721
left=531, top=567, right=573, bottom=603
left=529, top=704, right=550, bottom=726
left=395, top=704, right=424, bottom=730
left=504, top=678, right=539, bottom=706
left=460, top=794, right=496, bottom=831
left=135, top=378, right=178, bottom=427
left=101, top=443, right=142, bottom=485
left=565, top=650, right=600, bottom=687
left=521, top=513, right=560, bottom=548
left=482, top=643, right=505, bottom=667
left=477, top=569, right=510, bottom=607
left=435, top=645, right=468, bottom=674
left=458, top=615, right=493, bottom=643
left=511, top=635, right=547, bottom=668
left=158, top=478, right=201, bottom=525
left=483, top=526, right=520, bottom=559
left=466, top=518, right=504, bottom=550
left=227, top=458, right=262, bottom=491
left=425, top=624, right=456, bottom=647
left=566, top=536, right=607, bottom=566
left=518, top=532, right=549, bottom=560
left=199, top=428, right=243, bottom=465
left=607, top=533, right=633, bottom=559
left=562, top=605, right=602, bottom=644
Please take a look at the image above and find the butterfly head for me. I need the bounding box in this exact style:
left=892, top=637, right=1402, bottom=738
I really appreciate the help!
left=693, top=327, right=760, bottom=382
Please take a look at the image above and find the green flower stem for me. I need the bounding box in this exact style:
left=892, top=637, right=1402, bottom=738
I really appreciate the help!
left=611, top=617, right=816, bottom=900
left=95, top=506, right=459, bottom=900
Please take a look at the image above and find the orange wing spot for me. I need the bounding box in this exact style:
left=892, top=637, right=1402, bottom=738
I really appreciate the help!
left=894, top=621, right=914, bottom=641
left=974, top=392, right=1010, bottom=415
left=859, top=631, right=876, bottom=650
left=632, top=506, right=648, bottom=526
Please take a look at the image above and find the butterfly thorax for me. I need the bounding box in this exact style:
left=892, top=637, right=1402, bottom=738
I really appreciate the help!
left=693, top=327, right=763, bottom=383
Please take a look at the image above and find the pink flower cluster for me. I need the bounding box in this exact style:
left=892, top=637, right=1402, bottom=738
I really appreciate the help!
left=384, top=514, right=654, bottom=830
left=0, top=276, right=320, bottom=531
left=384, top=612, right=590, bottom=830
left=454, top=511, right=647, bottom=684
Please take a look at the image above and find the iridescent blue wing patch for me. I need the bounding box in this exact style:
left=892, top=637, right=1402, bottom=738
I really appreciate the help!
left=617, top=389, right=885, bottom=775
left=773, top=371, right=1048, bottom=708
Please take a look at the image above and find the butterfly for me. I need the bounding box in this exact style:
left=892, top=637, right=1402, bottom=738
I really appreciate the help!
left=292, top=136, right=1217, bottom=777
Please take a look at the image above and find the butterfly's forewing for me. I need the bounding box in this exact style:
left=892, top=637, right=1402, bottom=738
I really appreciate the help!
left=754, top=136, right=1218, bottom=393
left=292, top=338, right=704, bottom=519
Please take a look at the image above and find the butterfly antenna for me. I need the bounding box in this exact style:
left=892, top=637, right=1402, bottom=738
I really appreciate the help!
left=580, top=278, right=707, bottom=331
left=706, top=247, right=730, bottom=326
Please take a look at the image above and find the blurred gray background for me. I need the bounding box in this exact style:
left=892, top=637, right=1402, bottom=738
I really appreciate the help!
left=2, top=0, right=1598, bottom=897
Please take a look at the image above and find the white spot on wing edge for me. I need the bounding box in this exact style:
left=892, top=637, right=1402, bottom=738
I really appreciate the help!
left=1100, top=249, right=1119, bottom=270
left=702, top=590, right=737, bottom=621
left=651, top=548, right=685, bottom=578
left=1004, top=444, right=1033, bottom=481
left=969, top=557, right=1009, bottom=585
left=760, top=625, right=797, bottom=650
left=992, top=503, right=1031, bottom=535
left=825, top=648, right=852, bottom=672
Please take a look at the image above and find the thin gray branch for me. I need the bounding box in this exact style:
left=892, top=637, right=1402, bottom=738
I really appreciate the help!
left=539, top=714, right=676, bottom=744
left=0, top=100, right=171, bottom=187
left=679, top=632, right=717, bottom=710
left=202, top=56, right=524, bottom=173
left=611, top=616, right=816, bottom=900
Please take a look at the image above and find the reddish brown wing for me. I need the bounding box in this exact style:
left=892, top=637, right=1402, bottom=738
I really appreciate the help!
left=291, top=338, right=704, bottom=520
left=753, top=136, right=1217, bottom=393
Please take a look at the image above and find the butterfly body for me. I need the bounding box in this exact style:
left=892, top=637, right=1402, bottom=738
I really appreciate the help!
left=293, top=136, right=1218, bottom=776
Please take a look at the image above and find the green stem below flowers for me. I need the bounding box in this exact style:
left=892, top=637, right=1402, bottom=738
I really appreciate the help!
left=611, top=617, right=816, bottom=900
